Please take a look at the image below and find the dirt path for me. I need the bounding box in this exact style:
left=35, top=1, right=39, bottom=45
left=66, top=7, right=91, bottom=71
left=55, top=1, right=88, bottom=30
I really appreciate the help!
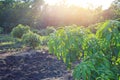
left=0, top=50, right=73, bottom=80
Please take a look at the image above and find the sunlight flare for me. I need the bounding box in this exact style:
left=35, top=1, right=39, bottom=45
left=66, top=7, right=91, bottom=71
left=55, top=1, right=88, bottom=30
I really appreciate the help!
left=44, top=0, right=115, bottom=9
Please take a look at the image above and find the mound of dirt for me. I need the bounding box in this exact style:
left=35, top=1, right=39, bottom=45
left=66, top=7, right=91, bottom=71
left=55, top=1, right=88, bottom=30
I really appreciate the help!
left=0, top=50, right=73, bottom=80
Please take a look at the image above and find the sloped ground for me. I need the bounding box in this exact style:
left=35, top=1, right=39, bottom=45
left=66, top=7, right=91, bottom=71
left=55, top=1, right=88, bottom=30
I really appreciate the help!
left=0, top=50, right=73, bottom=80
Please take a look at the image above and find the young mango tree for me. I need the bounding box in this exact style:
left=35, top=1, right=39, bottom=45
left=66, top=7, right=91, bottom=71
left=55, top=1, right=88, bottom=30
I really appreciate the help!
left=48, top=20, right=120, bottom=80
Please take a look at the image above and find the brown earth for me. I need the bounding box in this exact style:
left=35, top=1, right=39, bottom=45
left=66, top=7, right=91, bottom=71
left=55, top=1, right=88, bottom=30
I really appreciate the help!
left=0, top=50, right=73, bottom=80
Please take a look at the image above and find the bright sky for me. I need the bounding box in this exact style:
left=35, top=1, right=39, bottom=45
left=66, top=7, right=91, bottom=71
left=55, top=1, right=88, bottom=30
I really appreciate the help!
left=44, top=0, right=115, bottom=9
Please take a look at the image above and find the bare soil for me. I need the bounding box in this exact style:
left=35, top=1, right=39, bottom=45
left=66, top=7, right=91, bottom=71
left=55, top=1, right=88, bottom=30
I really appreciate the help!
left=0, top=50, right=73, bottom=80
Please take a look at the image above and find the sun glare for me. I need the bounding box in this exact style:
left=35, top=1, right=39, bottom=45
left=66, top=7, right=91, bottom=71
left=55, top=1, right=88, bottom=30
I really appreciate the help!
left=45, top=0, right=61, bottom=5
left=44, top=0, right=114, bottom=9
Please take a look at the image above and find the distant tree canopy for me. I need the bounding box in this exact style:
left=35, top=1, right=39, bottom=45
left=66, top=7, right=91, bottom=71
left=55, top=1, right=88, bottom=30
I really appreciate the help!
left=0, top=0, right=119, bottom=33
left=0, top=0, right=44, bottom=33
left=102, top=0, right=120, bottom=20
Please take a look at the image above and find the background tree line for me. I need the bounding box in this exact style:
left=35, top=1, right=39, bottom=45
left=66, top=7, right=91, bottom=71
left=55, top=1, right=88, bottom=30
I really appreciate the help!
left=0, top=0, right=120, bottom=33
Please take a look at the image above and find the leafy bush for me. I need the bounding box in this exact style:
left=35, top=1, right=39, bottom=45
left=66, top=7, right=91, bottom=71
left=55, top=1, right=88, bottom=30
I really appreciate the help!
left=39, top=27, right=56, bottom=36
left=32, top=27, right=56, bottom=36
left=0, top=35, right=16, bottom=42
left=48, top=21, right=120, bottom=80
left=41, top=36, right=49, bottom=45
left=48, top=26, right=90, bottom=68
left=87, top=23, right=102, bottom=33
left=46, top=27, right=56, bottom=35
left=11, top=24, right=30, bottom=38
left=22, top=32, right=41, bottom=49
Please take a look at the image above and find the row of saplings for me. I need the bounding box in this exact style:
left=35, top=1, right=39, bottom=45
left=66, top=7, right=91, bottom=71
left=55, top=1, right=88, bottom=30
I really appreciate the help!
left=11, top=24, right=41, bottom=49
left=48, top=20, right=120, bottom=80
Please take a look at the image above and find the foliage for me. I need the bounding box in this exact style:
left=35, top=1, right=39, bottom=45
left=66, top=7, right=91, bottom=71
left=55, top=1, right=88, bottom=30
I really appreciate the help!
left=0, top=27, right=3, bottom=34
left=32, top=27, right=56, bottom=36
left=96, top=20, right=120, bottom=78
left=87, top=23, right=102, bottom=33
left=22, top=32, right=41, bottom=49
left=41, top=36, right=49, bottom=46
left=0, top=0, right=119, bottom=33
left=0, top=0, right=44, bottom=33
left=39, top=27, right=56, bottom=36
left=11, top=24, right=30, bottom=38
left=0, top=34, right=16, bottom=42
left=116, top=18, right=120, bottom=22
left=48, top=20, right=120, bottom=80
left=102, top=0, right=120, bottom=20
left=48, top=26, right=90, bottom=68
left=45, top=27, right=56, bottom=35
left=0, top=0, right=112, bottom=33
left=0, top=34, right=23, bottom=53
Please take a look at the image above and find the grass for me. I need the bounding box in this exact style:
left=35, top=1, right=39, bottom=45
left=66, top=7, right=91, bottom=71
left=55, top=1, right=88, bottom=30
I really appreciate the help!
left=0, top=42, right=15, bottom=46
left=0, top=34, right=15, bottom=42
left=0, top=34, right=23, bottom=53
left=0, top=34, right=49, bottom=53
